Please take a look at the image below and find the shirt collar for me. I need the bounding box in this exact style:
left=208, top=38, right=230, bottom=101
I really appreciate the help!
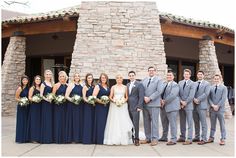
left=198, top=80, right=203, bottom=83
left=149, top=76, right=154, bottom=81
left=131, top=80, right=135, bottom=84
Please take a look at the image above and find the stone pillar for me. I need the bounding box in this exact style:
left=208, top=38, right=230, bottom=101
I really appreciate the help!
left=69, top=1, right=167, bottom=80
left=2, top=36, right=26, bottom=116
left=199, top=40, right=232, bottom=119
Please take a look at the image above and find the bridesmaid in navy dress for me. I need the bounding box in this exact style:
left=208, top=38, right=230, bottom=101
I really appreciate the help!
left=40, top=69, right=54, bottom=143
left=82, top=73, right=95, bottom=144
left=65, top=72, right=83, bottom=143
left=52, top=71, right=68, bottom=144
left=15, top=75, right=30, bottom=143
left=28, top=75, right=42, bottom=143
left=92, top=73, right=110, bottom=144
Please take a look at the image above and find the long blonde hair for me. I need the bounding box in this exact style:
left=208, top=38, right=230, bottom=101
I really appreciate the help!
left=44, top=69, right=54, bottom=85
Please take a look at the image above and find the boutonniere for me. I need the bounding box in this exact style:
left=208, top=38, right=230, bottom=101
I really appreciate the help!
left=133, top=85, right=136, bottom=88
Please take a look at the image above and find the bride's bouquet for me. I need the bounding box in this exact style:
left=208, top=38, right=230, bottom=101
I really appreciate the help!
left=45, top=93, right=55, bottom=103
left=32, top=94, right=42, bottom=103
left=54, top=95, right=66, bottom=105
left=87, top=96, right=96, bottom=106
left=100, top=95, right=110, bottom=106
left=70, top=94, right=82, bottom=105
left=114, top=97, right=126, bottom=107
left=19, top=97, right=29, bottom=107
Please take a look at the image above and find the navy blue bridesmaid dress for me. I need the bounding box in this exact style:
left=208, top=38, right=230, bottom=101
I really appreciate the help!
left=93, top=84, right=110, bottom=144
left=65, top=84, right=83, bottom=143
left=15, top=87, right=29, bottom=143
left=54, top=84, right=67, bottom=144
left=41, top=82, right=53, bottom=143
left=82, top=86, right=95, bottom=144
left=27, top=88, right=41, bottom=142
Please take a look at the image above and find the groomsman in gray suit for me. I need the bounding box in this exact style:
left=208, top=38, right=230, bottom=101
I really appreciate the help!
left=207, top=74, right=227, bottom=145
left=177, top=69, right=196, bottom=145
left=160, top=71, right=180, bottom=145
left=141, top=66, right=164, bottom=146
left=193, top=70, right=211, bottom=145
left=127, top=71, right=145, bottom=146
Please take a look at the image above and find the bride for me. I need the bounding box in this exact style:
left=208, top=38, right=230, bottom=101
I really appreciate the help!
left=103, top=74, right=133, bottom=145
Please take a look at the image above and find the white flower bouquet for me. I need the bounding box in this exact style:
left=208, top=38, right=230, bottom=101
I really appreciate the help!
left=19, top=97, right=29, bottom=107
left=87, top=96, right=97, bottom=106
left=32, top=94, right=42, bottom=103
left=45, top=93, right=55, bottom=103
left=100, top=95, right=110, bottom=105
left=54, top=95, right=66, bottom=105
left=71, top=94, right=82, bottom=105
left=115, top=97, right=126, bottom=107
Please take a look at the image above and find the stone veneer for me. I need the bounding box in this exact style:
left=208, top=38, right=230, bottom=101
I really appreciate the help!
left=1, top=36, right=26, bottom=116
left=69, top=1, right=167, bottom=80
left=199, top=40, right=232, bottom=119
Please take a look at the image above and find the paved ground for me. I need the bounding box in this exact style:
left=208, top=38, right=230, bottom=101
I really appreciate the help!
left=1, top=115, right=235, bottom=156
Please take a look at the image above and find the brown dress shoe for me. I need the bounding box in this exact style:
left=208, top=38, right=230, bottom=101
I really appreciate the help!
left=177, top=138, right=185, bottom=142
left=207, top=138, right=214, bottom=143
left=219, top=140, right=225, bottom=145
left=192, top=138, right=200, bottom=142
left=197, top=140, right=207, bottom=145
left=166, top=141, right=176, bottom=145
left=134, top=139, right=140, bottom=146
left=150, top=140, right=158, bottom=146
left=183, top=140, right=192, bottom=145
left=140, top=139, right=151, bottom=144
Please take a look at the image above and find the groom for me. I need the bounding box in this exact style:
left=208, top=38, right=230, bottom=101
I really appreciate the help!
left=127, top=71, right=145, bottom=146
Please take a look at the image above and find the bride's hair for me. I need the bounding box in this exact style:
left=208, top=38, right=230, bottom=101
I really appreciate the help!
left=115, top=74, right=123, bottom=79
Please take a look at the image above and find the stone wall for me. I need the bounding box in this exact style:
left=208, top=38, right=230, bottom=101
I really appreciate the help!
left=69, top=1, right=167, bottom=80
left=2, top=36, right=26, bottom=116
left=199, top=40, right=232, bottom=119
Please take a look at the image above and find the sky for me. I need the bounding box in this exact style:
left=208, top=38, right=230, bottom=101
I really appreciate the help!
left=1, top=0, right=236, bottom=29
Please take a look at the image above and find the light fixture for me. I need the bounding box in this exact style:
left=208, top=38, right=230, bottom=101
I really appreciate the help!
left=216, top=35, right=223, bottom=40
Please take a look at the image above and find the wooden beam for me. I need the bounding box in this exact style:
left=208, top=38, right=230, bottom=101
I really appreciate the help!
left=2, top=20, right=77, bottom=38
left=161, top=22, right=234, bottom=46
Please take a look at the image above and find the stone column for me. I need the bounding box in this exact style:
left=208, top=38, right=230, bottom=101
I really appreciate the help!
left=199, top=40, right=232, bottom=119
left=69, top=1, right=167, bottom=80
left=2, top=36, right=26, bottom=116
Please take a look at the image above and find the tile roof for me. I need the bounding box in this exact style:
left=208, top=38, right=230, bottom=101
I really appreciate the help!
left=159, top=12, right=234, bottom=34
left=2, top=5, right=80, bottom=24
left=2, top=5, right=234, bottom=34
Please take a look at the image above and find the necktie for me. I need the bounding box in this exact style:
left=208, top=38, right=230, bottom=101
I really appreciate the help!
left=215, top=85, right=218, bottom=93
left=161, top=83, right=168, bottom=99
left=147, top=78, right=151, bottom=87
left=129, top=82, right=133, bottom=94
left=196, top=81, right=201, bottom=92
left=183, top=81, right=187, bottom=90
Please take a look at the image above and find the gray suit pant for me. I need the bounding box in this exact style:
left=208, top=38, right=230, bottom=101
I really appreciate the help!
left=193, top=107, right=208, bottom=141
left=179, top=108, right=193, bottom=141
left=143, top=107, right=160, bottom=141
left=209, top=111, right=226, bottom=140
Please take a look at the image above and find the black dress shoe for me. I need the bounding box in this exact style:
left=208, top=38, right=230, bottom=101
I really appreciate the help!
left=193, top=138, right=200, bottom=142
left=158, top=138, right=168, bottom=142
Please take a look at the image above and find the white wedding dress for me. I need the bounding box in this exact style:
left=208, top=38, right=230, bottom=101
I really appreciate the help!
left=103, top=85, right=133, bottom=145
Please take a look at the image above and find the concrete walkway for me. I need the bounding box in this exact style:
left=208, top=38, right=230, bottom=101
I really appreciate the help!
left=1, top=116, right=235, bottom=156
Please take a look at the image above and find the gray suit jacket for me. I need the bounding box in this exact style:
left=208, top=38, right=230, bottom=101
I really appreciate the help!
left=208, top=84, right=227, bottom=112
left=194, top=80, right=211, bottom=110
left=127, top=80, right=145, bottom=112
left=178, top=79, right=196, bottom=110
left=162, top=81, right=180, bottom=112
left=142, top=76, right=164, bottom=108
